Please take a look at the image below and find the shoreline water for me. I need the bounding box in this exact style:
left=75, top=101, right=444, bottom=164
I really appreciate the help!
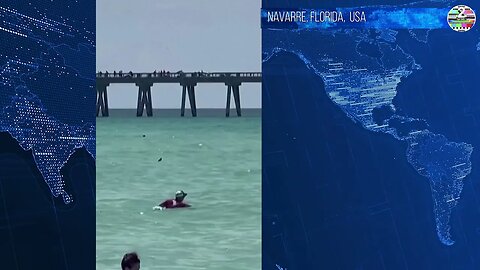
left=96, top=116, right=261, bottom=269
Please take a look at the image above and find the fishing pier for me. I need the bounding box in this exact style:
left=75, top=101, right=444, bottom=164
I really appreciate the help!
left=96, top=71, right=262, bottom=117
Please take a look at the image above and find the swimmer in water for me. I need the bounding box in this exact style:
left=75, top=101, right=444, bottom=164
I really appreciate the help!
left=121, top=252, right=140, bottom=270
left=154, top=190, right=191, bottom=210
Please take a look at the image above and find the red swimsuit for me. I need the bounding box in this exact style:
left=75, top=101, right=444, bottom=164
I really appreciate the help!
left=159, top=199, right=191, bottom=209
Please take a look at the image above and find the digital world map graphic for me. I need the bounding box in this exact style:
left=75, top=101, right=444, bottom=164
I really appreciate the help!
left=0, top=1, right=95, bottom=268
left=0, top=2, right=95, bottom=203
left=263, top=0, right=480, bottom=269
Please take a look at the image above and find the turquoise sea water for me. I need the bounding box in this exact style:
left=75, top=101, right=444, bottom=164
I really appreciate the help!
left=96, top=115, right=261, bottom=270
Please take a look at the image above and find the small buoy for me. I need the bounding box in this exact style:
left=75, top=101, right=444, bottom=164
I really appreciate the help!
left=140, top=212, right=144, bottom=215
left=198, top=143, right=203, bottom=147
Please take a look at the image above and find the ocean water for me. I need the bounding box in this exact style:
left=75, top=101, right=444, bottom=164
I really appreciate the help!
left=96, top=114, right=261, bottom=270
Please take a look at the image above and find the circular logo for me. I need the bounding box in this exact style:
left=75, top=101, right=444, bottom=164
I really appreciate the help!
left=448, top=5, right=476, bottom=32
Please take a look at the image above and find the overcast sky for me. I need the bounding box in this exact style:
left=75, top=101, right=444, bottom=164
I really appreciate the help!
left=96, top=0, right=261, bottom=108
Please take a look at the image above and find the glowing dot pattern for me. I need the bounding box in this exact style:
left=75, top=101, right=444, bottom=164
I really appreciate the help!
left=0, top=2, right=95, bottom=204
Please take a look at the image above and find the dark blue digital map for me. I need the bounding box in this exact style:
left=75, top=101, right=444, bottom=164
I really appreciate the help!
left=263, top=0, right=480, bottom=269
left=0, top=3, right=95, bottom=203
left=0, top=1, right=95, bottom=268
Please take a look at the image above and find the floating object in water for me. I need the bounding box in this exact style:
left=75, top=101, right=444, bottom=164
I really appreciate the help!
left=142, top=134, right=146, bottom=137
left=152, top=206, right=164, bottom=211
left=158, top=158, right=163, bottom=162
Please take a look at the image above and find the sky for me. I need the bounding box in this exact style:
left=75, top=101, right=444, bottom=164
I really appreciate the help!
left=96, top=0, right=261, bottom=108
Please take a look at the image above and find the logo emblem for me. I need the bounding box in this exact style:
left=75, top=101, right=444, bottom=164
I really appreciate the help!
left=448, top=5, right=476, bottom=32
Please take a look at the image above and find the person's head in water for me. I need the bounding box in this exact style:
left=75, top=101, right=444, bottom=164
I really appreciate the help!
left=175, top=190, right=187, bottom=202
left=121, top=252, right=140, bottom=270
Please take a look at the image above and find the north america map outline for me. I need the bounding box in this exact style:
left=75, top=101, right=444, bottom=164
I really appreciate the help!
left=263, top=1, right=478, bottom=246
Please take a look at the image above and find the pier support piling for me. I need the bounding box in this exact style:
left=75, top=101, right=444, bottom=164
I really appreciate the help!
left=226, top=85, right=232, bottom=117
left=181, top=85, right=187, bottom=117
left=136, top=83, right=153, bottom=117
left=96, top=82, right=109, bottom=117
left=225, top=83, right=241, bottom=117
left=180, top=84, right=197, bottom=117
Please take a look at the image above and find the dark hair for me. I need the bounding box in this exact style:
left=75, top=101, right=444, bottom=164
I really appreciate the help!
left=121, top=252, right=140, bottom=270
